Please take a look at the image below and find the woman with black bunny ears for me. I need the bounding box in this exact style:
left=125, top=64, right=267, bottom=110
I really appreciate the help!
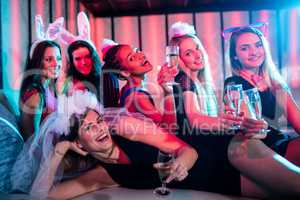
left=170, top=21, right=300, bottom=199
left=224, top=23, right=300, bottom=165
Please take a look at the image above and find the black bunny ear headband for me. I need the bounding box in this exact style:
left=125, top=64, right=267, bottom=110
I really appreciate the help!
left=222, top=22, right=268, bottom=39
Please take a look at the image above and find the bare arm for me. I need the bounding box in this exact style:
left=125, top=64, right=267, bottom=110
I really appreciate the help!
left=183, top=91, right=242, bottom=131
left=30, top=141, right=69, bottom=198
left=160, top=88, right=177, bottom=132
left=128, top=92, right=164, bottom=124
left=20, top=93, right=42, bottom=140
left=276, top=90, right=300, bottom=133
left=48, top=165, right=118, bottom=200
left=114, top=116, right=198, bottom=172
left=31, top=141, right=91, bottom=199
left=128, top=91, right=177, bottom=131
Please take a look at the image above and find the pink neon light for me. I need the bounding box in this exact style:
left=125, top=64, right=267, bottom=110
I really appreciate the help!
left=145, top=16, right=162, bottom=67
left=200, top=13, right=218, bottom=82
left=229, top=12, right=243, bottom=26
left=54, top=1, right=62, bottom=18
left=171, top=14, right=192, bottom=23
left=11, top=0, right=21, bottom=89
left=68, top=0, right=76, bottom=34
left=259, top=10, right=270, bottom=39
left=36, top=0, right=44, bottom=16
left=289, top=9, right=299, bottom=87
left=118, top=17, right=134, bottom=44
left=79, top=2, right=86, bottom=12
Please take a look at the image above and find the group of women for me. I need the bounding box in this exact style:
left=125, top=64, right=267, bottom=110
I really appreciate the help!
left=10, top=13, right=300, bottom=200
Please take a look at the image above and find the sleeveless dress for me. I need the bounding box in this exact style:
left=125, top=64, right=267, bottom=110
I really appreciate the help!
left=102, top=82, right=241, bottom=195
left=225, top=75, right=295, bottom=156
left=120, top=87, right=155, bottom=108
left=171, top=72, right=241, bottom=195
left=21, top=86, right=57, bottom=123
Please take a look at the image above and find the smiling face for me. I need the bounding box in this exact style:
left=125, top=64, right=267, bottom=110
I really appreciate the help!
left=179, top=37, right=205, bottom=72
left=235, top=32, right=265, bottom=72
left=72, top=47, right=93, bottom=75
left=42, top=46, right=62, bottom=79
left=116, top=45, right=153, bottom=77
left=78, top=110, right=113, bottom=153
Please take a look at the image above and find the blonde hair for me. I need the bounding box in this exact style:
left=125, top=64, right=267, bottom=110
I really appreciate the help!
left=170, top=34, right=215, bottom=90
left=170, top=34, right=218, bottom=116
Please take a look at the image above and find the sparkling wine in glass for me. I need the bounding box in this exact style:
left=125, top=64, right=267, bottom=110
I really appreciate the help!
left=165, top=45, right=179, bottom=85
left=226, top=84, right=244, bottom=129
left=153, top=151, right=174, bottom=197
left=244, top=87, right=269, bottom=139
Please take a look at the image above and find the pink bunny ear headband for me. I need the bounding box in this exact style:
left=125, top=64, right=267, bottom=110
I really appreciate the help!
left=30, top=15, right=64, bottom=58
left=58, top=11, right=96, bottom=50
left=222, top=22, right=268, bottom=39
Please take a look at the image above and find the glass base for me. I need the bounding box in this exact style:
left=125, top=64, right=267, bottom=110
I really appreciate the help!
left=231, top=124, right=241, bottom=130
left=251, top=129, right=270, bottom=139
left=153, top=187, right=171, bottom=197
left=164, top=81, right=179, bottom=86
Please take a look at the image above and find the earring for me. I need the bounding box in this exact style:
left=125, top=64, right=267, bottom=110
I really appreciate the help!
left=234, top=56, right=238, bottom=60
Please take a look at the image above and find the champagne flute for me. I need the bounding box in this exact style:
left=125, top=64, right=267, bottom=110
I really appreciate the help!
left=165, top=45, right=179, bottom=85
left=153, top=151, right=174, bottom=197
left=243, top=87, right=269, bottom=139
left=225, top=84, right=244, bottom=129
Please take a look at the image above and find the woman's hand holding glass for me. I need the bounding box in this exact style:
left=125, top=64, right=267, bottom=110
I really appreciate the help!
left=163, top=45, right=179, bottom=86
left=240, top=118, right=268, bottom=139
left=218, top=112, right=243, bottom=132
left=157, top=63, right=178, bottom=93
left=225, top=84, right=244, bottom=129
left=242, top=88, right=270, bottom=139
left=153, top=151, right=188, bottom=196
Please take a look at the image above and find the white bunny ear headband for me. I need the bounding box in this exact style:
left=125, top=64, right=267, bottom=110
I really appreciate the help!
left=169, top=21, right=196, bottom=39
left=101, top=38, right=118, bottom=59
left=58, top=11, right=96, bottom=50
left=47, top=90, right=103, bottom=137
left=30, top=15, right=64, bottom=58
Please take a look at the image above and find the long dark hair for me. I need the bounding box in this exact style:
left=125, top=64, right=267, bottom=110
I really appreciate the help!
left=67, top=40, right=102, bottom=100
left=101, top=44, right=125, bottom=107
left=59, top=109, right=97, bottom=171
left=20, top=40, right=61, bottom=104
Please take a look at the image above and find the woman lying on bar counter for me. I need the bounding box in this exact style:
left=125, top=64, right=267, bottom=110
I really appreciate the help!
left=11, top=90, right=197, bottom=199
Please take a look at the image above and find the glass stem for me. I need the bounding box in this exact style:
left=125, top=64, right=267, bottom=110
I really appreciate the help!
left=162, top=182, right=166, bottom=191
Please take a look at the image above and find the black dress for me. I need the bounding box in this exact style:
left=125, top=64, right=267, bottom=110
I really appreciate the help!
left=224, top=75, right=295, bottom=156
left=102, top=135, right=241, bottom=195
left=171, top=72, right=241, bottom=195
left=99, top=74, right=241, bottom=195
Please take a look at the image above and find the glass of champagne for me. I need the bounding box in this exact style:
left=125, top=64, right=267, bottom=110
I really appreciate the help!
left=243, top=87, right=269, bottom=139
left=165, top=45, right=179, bottom=85
left=225, top=84, right=244, bottom=129
left=153, top=151, right=174, bottom=197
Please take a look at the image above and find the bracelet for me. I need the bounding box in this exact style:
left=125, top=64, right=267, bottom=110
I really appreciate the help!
left=54, top=149, right=65, bottom=157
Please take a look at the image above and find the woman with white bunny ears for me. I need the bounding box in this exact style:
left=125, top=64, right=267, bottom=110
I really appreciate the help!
left=19, top=15, right=64, bottom=140
left=56, top=12, right=102, bottom=100
left=171, top=21, right=300, bottom=198
left=11, top=90, right=197, bottom=199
